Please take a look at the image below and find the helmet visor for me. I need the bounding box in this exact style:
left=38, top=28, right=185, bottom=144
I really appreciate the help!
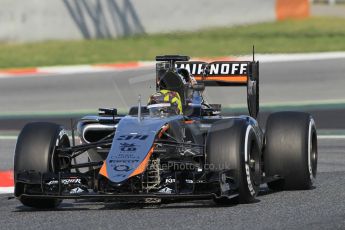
left=147, top=103, right=178, bottom=117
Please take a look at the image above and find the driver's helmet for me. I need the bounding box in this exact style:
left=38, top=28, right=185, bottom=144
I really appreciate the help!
left=177, top=68, right=197, bottom=86
left=147, top=90, right=182, bottom=116
left=157, top=68, right=196, bottom=91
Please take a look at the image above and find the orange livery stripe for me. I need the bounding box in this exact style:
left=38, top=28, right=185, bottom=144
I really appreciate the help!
left=195, top=75, right=247, bottom=83
left=99, top=161, right=108, bottom=178
left=129, top=146, right=155, bottom=178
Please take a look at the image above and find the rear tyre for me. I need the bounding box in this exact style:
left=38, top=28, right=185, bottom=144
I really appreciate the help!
left=264, top=112, right=317, bottom=190
left=206, top=119, right=262, bottom=204
left=14, top=122, right=70, bottom=209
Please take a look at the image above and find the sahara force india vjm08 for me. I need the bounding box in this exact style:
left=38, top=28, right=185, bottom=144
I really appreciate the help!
left=14, top=55, right=318, bottom=209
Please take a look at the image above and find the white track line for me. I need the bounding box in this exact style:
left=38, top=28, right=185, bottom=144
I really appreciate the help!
left=0, top=136, right=17, bottom=140
left=318, top=135, right=345, bottom=139
left=0, top=187, right=13, bottom=194
left=240, top=52, right=345, bottom=63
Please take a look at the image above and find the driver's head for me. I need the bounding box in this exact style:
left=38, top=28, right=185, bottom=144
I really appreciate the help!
left=147, top=90, right=182, bottom=116
left=177, top=68, right=197, bottom=86
left=157, top=68, right=196, bottom=90
left=176, top=68, right=198, bottom=101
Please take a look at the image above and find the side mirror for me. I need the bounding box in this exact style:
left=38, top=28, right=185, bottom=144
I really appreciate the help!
left=99, top=108, right=117, bottom=117
left=192, top=83, right=205, bottom=92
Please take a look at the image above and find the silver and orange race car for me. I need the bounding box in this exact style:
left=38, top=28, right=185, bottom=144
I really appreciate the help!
left=14, top=55, right=317, bottom=208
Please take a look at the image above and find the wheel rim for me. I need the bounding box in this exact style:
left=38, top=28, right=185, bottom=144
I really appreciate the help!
left=308, top=120, right=318, bottom=183
left=249, top=141, right=261, bottom=187
left=244, top=126, right=260, bottom=196
left=52, top=130, right=71, bottom=172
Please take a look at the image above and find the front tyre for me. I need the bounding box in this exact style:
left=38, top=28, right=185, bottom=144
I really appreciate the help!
left=206, top=119, right=262, bottom=204
left=14, top=122, right=70, bottom=209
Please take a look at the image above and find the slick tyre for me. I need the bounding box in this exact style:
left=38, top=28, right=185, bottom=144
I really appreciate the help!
left=206, top=119, right=261, bottom=204
left=264, top=112, right=317, bottom=190
left=14, top=122, right=70, bottom=209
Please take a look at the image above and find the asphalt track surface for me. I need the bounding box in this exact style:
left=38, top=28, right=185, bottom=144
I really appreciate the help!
left=0, top=138, right=344, bottom=230
left=1, top=58, right=345, bottom=114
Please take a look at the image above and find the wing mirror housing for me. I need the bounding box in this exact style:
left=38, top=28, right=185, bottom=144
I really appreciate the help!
left=99, top=108, right=117, bottom=117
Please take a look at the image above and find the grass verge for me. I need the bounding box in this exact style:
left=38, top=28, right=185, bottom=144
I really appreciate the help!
left=0, top=17, right=345, bottom=69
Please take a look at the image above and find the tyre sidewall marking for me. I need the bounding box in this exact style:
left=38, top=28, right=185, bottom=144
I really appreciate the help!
left=56, top=129, right=67, bottom=147
left=308, top=119, right=315, bottom=183
left=244, top=125, right=255, bottom=196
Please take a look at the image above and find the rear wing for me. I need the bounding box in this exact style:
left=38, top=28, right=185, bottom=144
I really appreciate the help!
left=155, top=55, right=259, bottom=118
left=175, top=61, right=255, bottom=86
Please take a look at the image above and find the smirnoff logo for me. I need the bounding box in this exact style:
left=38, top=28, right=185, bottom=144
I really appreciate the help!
left=175, top=62, right=248, bottom=76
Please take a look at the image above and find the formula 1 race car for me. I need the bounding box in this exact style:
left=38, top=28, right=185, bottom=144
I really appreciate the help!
left=14, top=55, right=318, bottom=209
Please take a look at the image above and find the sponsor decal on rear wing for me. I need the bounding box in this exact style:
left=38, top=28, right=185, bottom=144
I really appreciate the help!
left=175, top=60, right=259, bottom=118
left=175, top=61, right=250, bottom=86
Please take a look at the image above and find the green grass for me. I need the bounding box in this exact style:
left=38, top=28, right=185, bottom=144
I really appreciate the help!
left=0, top=17, right=345, bottom=69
